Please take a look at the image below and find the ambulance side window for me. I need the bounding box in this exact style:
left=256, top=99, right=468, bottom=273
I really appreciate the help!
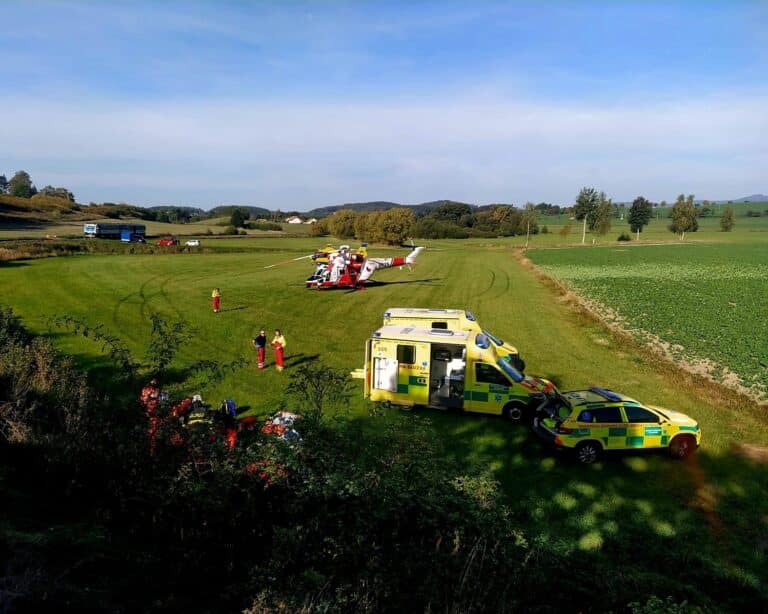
left=397, top=345, right=415, bottom=364
left=431, top=322, right=448, bottom=329
left=475, top=363, right=509, bottom=387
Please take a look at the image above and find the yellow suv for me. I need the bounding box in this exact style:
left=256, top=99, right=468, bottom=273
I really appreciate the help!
left=533, top=387, right=701, bottom=464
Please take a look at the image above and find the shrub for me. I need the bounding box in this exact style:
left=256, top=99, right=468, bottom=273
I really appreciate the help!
left=224, top=225, right=238, bottom=235
left=249, top=222, right=283, bottom=231
left=617, top=232, right=632, bottom=241
left=413, top=218, right=470, bottom=239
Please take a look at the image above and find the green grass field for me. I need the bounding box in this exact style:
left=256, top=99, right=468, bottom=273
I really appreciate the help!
left=1, top=235, right=767, bottom=608
left=0, top=216, right=311, bottom=240
left=530, top=240, right=768, bottom=398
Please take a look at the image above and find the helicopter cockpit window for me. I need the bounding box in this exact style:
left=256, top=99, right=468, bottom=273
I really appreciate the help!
left=397, top=345, right=415, bottom=365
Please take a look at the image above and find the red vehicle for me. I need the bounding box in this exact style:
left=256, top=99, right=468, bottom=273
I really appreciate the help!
left=156, top=237, right=178, bottom=246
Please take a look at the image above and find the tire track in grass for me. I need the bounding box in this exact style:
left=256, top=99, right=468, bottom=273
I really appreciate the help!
left=113, top=274, right=161, bottom=326
left=479, top=270, right=496, bottom=297
left=158, top=275, right=186, bottom=322
left=496, top=269, right=511, bottom=298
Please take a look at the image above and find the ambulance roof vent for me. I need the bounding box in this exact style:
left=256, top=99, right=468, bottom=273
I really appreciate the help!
left=429, top=329, right=455, bottom=336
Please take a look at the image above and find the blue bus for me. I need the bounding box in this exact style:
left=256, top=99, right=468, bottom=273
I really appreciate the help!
left=83, top=223, right=146, bottom=242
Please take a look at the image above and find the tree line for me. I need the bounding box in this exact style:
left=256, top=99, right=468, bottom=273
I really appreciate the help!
left=0, top=169, right=75, bottom=201
left=1, top=169, right=740, bottom=238
left=311, top=189, right=738, bottom=244
left=311, top=202, right=544, bottom=245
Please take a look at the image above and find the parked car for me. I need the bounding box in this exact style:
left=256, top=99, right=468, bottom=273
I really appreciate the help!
left=533, top=386, right=701, bottom=463
left=156, top=237, right=178, bottom=246
left=185, top=239, right=200, bottom=247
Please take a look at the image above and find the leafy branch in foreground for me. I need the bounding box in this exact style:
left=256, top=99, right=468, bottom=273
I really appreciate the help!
left=49, top=314, right=138, bottom=377
left=285, top=361, right=353, bottom=418
left=146, top=313, right=194, bottom=374
left=49, top=313, right=195, bottom=379
left=185, top=357, right=249, bottom=388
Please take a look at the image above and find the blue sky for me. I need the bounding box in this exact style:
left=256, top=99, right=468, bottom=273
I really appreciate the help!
left=1, top=1, right=766, bottom=209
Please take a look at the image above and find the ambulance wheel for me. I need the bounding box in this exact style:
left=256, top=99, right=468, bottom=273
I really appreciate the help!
left=669, top=435, right=695, bottom=460
left=574, top=441, right=602, bottom=464
left=502, top=402, right=527, bottom=424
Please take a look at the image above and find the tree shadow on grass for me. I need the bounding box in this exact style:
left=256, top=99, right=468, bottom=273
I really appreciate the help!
left=382, top=405, right=768, bottom=611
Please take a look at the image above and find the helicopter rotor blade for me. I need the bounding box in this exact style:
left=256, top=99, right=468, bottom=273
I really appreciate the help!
left=263, top=254, right=313, bottom=269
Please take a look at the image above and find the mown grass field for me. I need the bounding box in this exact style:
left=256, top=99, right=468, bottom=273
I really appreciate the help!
left=0, top=216, right=311, bottom=240
left=1, top=235, right=767, bottom=609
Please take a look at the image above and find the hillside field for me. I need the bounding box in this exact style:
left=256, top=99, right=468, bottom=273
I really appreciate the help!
left=1, top=234, right=767, bottom=608
left=530, top=240, right=768, bottom=399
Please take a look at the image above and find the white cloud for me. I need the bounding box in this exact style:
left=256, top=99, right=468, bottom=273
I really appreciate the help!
left=1, top=92, right=765, bottom=207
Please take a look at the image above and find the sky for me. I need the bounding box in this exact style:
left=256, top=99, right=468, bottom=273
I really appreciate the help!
left=0, top=1, right=766, bottom=210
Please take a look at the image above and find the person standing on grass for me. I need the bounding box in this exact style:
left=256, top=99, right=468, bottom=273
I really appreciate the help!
left=211, top=287, right=221, bottom=313
left=253, top=329, right=267, bottom=370
left=270, top=329, right=286, bottom=371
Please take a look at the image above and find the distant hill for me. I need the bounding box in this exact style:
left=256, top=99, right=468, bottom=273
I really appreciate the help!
left=306, top=199, right=476, bottom=219
left=731, top=194, right=768, bottom=203
left=306, top=201, right=403, bottom=218
left=208, top=205, right=272, bottom=220
left=0, top=193, right=147, bottom=224
left=146, top=205, right=207, bottom=217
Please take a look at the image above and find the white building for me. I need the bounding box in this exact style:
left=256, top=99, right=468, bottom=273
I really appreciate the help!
left=285, top=216, right=303, bottom=224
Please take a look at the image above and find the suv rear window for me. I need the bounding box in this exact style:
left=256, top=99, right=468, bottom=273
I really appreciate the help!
left=577, top=406, right=623, bottom=423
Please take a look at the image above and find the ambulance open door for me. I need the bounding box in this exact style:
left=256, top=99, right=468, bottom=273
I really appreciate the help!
left=373, top=356, right=399, bottom=392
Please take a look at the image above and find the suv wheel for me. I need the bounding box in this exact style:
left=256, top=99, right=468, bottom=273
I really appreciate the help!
left=669, top=435, right=695, bottom=459
left=502, top=402, right=527, bottom=424
left=575, top=441, right=602, bottom=464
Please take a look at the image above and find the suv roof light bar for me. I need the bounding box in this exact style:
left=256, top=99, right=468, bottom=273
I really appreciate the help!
left=589, top=386, right=622, bottom=402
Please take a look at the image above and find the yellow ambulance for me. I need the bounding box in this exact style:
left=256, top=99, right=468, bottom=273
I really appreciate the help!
left=353, top=325, right=553, bottom=422
left=382, top=308, right=525, bottom=371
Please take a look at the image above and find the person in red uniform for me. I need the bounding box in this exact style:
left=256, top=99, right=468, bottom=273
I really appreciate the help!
left=140, top=379, right=161, bottom=454
left=270, top=329, right=286, bottom=371
left=253, top=329, right=267, bottom=370
left=211, top=287, right=221, bottom=313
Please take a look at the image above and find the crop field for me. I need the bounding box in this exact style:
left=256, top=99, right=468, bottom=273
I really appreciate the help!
left=529, top=241, right=768, bottom=399
left=1, top=236, right=768, bottom=608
